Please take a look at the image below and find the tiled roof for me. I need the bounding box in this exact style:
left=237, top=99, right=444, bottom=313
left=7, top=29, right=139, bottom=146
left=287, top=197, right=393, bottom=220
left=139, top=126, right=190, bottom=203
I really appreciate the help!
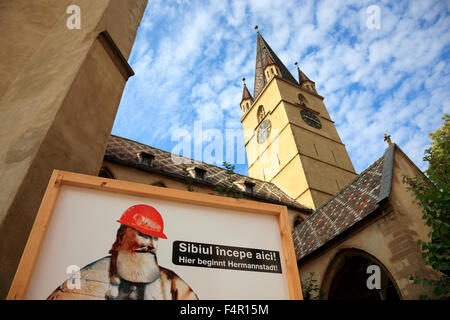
left=104, top=135, right=311, bottom=212
left=293, top=155, right=385, bottom=260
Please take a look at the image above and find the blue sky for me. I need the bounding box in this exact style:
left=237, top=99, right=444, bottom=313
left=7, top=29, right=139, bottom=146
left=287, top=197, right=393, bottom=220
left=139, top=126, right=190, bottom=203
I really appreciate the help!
left=112, top=0, right=450, bottom=176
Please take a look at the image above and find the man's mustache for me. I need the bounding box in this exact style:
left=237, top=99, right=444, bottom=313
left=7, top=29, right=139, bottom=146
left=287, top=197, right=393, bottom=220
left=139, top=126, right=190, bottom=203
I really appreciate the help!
left=133, top=245, right=156, bottom=254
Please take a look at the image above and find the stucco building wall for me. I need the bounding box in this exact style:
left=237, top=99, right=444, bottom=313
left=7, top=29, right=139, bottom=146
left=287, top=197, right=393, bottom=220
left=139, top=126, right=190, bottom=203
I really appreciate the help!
left=0, top=0, right=148, bottom=298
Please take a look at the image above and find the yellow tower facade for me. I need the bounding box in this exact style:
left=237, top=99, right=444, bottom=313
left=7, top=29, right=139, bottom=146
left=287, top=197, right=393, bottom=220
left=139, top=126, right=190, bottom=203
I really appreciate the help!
left=241, top=32, right=357, bottom=209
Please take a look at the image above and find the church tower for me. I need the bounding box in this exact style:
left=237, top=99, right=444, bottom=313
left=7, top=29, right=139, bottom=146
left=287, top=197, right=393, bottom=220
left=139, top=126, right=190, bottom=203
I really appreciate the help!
left=241, top=31, right=357, bottom=209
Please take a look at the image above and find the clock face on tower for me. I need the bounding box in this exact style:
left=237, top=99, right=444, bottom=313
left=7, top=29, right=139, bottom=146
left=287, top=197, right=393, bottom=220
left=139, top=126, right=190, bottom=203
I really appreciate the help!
left=300, top=109, right=322, bottom=129
left=257, top=119, right=272, bottom=144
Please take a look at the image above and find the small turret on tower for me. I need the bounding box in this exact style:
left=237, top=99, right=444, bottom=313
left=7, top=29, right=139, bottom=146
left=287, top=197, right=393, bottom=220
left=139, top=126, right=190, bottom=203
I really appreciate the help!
left=240, top=78, right=253, bottom=115
left=264, top=56, right=281, bottom=82
left=295, top=62, right=317, bottom=94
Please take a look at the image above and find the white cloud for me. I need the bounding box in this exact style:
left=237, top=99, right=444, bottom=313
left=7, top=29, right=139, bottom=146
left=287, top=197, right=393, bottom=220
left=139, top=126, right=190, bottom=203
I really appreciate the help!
left=112, top=0, right=450, bottom=175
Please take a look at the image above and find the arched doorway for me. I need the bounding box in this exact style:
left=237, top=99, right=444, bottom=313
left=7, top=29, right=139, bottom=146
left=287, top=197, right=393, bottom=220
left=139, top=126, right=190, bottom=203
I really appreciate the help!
left=323, top=249, right=401, bottom=300
left=98, top=166, right=115, bottom=179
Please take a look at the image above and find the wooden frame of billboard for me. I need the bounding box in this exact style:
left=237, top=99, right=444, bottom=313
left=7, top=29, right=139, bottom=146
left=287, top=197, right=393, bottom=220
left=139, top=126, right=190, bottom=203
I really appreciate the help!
left=7, top=169, right=303, bottom=300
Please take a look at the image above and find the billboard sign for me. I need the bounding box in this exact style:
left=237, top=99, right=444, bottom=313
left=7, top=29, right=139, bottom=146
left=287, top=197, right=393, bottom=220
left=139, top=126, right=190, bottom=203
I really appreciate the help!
left=7, top=170, right=302, bottom=300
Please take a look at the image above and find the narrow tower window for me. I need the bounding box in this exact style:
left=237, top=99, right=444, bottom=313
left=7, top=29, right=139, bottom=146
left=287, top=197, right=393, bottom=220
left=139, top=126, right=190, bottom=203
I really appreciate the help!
left=257, top=105, right=265, bottom=122
left=313, top=144, right=319, bottom=156
left=331, top=150, right=337, bottom=163
left=298, top=94, right=307, bottom=106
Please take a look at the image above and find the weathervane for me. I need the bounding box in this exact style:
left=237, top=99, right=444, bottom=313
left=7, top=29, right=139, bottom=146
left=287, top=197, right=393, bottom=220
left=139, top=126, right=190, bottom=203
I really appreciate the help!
left=254, top=25, right=259, bottom=31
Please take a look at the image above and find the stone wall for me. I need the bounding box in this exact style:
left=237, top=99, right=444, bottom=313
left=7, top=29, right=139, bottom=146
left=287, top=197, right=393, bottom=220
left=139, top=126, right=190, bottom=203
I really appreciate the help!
left=0, top=0, right=148, bottom=298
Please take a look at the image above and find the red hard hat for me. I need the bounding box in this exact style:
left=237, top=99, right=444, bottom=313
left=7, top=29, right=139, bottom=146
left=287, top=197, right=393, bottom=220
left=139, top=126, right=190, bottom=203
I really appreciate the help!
left=117, top=204, right=167, bottom=239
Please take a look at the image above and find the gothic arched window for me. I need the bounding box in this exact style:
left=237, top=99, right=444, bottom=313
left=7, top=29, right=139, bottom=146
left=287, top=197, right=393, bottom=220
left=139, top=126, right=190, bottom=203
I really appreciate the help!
left=98, top=166, right=115, bottom=179
left=257, top=105, right=265, bottom=123
left=298, top=93, right=307, bottom=106
left=293, top=216, right=303, bottom=228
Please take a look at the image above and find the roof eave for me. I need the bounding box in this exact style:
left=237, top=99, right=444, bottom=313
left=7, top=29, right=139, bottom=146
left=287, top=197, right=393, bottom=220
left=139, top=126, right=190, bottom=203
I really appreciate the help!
left=103, top=155, right=312, bottom=213
left=295, top=145, right=397, bottom=262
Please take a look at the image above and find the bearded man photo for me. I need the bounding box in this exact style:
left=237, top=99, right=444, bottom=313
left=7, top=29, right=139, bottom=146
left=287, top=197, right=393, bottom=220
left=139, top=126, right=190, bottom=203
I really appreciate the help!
left=47, top=205, right=198, bottom=300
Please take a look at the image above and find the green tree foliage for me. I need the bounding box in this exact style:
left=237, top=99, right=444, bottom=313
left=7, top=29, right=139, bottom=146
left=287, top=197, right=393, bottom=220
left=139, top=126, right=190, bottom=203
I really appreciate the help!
left=214, top=162, right=243, bottom=199
left=403, top=114, right=450, bottom=299
left=301, top=272, right=326, bottom=300
left=182, top=165, right=194, bottom=192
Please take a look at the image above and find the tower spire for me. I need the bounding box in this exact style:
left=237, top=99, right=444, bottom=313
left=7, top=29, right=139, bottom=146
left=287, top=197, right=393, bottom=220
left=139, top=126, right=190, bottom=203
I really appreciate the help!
left=295, top=61, right=311, bottom=84
left=265, top=55, right=275, bottom=66
left=240, top=77, right=253, bottom=115
left=241, top=78, right=253, bottom=102
left=295, top=61, right=317, bottom=93
left=253, top=31, right=298, bottom=99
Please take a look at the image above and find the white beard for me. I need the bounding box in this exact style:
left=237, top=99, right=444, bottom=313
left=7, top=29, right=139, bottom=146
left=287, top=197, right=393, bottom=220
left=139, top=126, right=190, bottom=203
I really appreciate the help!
left=116, top=250, right=160, bottom=283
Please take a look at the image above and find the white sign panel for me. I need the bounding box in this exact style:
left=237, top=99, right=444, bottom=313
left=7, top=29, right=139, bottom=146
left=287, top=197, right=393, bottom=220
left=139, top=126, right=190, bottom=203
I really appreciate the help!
left=7, top=171, right=302, bottom=300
